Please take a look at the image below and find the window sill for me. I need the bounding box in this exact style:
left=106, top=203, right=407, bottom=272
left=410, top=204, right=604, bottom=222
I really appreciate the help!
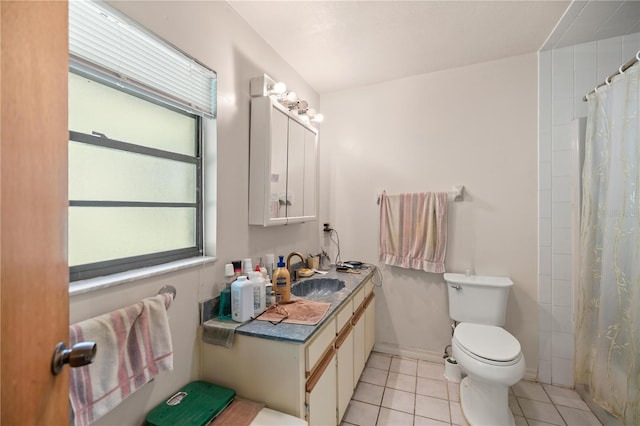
left=69, top=256, right=216, bottom=297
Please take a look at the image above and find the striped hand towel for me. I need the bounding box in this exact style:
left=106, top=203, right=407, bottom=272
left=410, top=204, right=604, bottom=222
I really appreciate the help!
left=379, top=191, right=448, bottom=273
left=69, top=293, right=174, bottom=426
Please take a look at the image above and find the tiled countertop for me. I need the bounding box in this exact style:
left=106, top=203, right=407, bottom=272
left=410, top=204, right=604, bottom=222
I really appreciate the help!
left=205, top=266, right=374, bottom=345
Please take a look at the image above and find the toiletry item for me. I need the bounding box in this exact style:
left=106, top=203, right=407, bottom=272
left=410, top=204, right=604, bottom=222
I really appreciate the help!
left=218, top=285, right=232, bottom=320
left=224, top=263, right=235, bottom=285
left=231, top=276, right=253, bottom=322
left=258, top=258, right=268, bottom=279
left=272, top=255, right=291, bottom=303
left=242, top=258, right=253, bottom=276
left=249, top=271, right=266, bottom=316
left=319, top=249, right=331, bottom=270
left=265, top=281, right=274, bottom=307
left=232, top=260, right=242, bottom=279
left=218, top=263, right=235, bottom=319
left=264, top=253, right=275, bottom=279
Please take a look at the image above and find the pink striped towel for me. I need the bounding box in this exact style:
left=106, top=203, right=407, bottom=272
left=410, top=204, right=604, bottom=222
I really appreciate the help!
left=69, top=293, right=174, bottom=426
left=379, top=191, right=448, bottom=273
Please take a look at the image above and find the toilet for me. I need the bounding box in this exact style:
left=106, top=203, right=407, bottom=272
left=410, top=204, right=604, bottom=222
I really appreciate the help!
left=444, top=273, right=525, bottom=426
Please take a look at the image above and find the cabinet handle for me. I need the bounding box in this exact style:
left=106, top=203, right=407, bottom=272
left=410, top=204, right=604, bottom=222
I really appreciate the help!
left=335, top=322, right=352, bottom=349
left=364, top=291, right=375, bottom=308
left=306, top=346, right=336, bottom=393
left=351, top=304, right=365, bottom=325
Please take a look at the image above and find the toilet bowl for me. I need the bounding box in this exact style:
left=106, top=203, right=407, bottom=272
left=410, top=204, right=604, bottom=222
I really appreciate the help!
left=452, top=323, right=525, bottom=426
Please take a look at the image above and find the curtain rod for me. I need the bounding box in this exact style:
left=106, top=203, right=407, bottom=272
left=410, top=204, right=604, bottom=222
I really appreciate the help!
left=583, top=51, right=640, bottom=101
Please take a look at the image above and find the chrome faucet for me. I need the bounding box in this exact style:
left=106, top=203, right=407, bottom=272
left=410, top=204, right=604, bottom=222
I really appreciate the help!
left=286, top=251, right=305, bottom=282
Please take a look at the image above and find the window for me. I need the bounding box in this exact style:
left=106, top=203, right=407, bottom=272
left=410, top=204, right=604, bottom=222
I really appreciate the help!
left=68, top=1, right=216, bottom=281
left=68, top=73, right=203, bottom=280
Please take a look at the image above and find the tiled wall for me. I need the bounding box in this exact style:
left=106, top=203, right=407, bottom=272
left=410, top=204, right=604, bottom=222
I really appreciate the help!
left=538, top=33, right=640, bottom=387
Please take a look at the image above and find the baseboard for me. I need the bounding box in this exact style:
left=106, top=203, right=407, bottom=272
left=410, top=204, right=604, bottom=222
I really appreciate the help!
left=373, top=343, right=444, bottom=364
left=373, top=342, right=539, bottom=382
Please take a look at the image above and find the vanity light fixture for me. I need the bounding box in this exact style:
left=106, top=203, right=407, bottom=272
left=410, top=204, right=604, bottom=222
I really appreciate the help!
left=250, top=73, right=324, bottom=125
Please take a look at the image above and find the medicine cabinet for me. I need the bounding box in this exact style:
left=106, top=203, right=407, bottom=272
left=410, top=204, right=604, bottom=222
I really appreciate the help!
left=249, top=96, right=318, bottom=226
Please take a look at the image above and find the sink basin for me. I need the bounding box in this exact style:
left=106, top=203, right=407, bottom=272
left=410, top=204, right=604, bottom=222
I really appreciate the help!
left=291, top=278, right=346, bottom=298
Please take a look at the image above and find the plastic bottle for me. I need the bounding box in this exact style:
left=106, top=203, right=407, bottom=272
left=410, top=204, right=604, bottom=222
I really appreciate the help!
left=231, top=276, right=253, bottom=322
left=272, top=255, right=291, bottom=303
left=218, top=263, right=234, bottom=319
left=249, top=271, right=266, bottom=316
left=265, top=280, right=274, bottom=307
left=242, top=258, right=253, bottom=277
left=264, top=254, right=275, bottom=280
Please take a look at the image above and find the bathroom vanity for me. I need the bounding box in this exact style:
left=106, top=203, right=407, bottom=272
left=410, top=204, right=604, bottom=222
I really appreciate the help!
left=201, top=269, right=375, bottom=425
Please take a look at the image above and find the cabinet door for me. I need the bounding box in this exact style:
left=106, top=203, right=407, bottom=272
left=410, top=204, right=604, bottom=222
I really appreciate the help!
left=352, top=306, right=366, bottom=386
left=286, top=119, right=305, bottom=218
left=306, top=349, right=337, bottom=426
left=303, top=127, right=317, bottom=218
left=365, top=293, right=376, bottom=357
left=269, top=107, right=289, bottom=220
left=336, top=326, right=354, bottom=422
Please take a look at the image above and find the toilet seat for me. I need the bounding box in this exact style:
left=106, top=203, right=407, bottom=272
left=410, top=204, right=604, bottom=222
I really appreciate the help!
left=453, top=323, right=522, bottom=366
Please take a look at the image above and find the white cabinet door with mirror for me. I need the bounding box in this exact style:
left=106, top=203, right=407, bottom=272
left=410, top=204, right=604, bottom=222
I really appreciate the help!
left=249, top=96, right=318, bottom=226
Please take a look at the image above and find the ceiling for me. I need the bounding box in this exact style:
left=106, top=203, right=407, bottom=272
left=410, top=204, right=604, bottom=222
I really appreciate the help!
left=228, top=0, right=571, bottom=94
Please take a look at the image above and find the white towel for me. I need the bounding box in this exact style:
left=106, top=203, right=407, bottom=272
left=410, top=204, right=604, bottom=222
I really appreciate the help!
left=69, top=293, right=174, bottom=426
left=379, top=191, right=448, bottom=273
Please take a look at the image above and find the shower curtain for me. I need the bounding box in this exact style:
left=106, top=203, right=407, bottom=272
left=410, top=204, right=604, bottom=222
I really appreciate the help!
left=576, top=61, right=640, bottom=425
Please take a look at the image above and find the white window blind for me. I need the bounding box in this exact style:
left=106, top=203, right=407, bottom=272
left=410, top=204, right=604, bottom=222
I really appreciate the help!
left=69, top=0, right=216, bottom=117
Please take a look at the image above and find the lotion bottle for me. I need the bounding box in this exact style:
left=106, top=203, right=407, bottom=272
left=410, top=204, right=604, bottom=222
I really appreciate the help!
left=231, top=275, right=253, bottom=322
left=272, top=255, right=291, bottom=303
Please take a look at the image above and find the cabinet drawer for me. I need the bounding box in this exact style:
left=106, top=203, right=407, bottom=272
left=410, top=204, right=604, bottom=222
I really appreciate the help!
left=365, top=278, right=374, bottom=297
left=306, top=318, right=335, bottom=373
left=353, top=284, right=365, bottom=310
left=336, top=299, right=353, bottom=332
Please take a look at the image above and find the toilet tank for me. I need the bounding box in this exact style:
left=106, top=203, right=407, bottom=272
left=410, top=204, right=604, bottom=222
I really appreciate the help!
left=444, top=273, right=513, bottom=326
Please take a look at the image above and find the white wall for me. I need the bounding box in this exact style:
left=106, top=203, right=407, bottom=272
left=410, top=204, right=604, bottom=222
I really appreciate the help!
left=321, top=53, right=539, bottom=376
left=538, top=32, right=640, bottom=387
left=69, top=2, right=324, bottom=424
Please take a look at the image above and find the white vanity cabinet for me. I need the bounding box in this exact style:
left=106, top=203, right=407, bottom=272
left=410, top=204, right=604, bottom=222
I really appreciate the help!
left=249, top=96, right=318, bottom=226
left=201, top=276, right=375, bottom=426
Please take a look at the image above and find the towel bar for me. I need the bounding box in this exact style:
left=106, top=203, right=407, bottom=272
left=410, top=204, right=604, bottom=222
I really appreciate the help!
left=376, top=186, right=465, bottom=204
left=158, top=285, right=177, bottom=300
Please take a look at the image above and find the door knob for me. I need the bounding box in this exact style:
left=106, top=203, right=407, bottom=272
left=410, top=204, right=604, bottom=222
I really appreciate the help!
left=51, top=341, right=97, bottom=375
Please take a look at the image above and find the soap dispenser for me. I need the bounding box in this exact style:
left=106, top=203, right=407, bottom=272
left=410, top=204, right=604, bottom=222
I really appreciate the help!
left=272, top=255, right=291, bottom=303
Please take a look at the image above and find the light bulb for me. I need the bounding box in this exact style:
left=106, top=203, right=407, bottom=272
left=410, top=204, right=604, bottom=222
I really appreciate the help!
left=299, top=114, right=310, bottom=123
left=312, top=113, right=324, bottom=123
left=307, top=108, right=316, bottom=118
left=286, top=91, right=298, bottom=103
left=272, top=82, right=286, bottom=95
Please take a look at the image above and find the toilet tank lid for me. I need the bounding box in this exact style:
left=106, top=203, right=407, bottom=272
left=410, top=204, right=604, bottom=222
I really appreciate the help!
left=454, top=323, right=521, bottom=362
left=444, top=273, right=513, bottom=287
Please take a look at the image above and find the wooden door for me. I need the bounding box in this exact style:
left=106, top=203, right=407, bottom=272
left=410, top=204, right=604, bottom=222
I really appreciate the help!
left=1, top=1, right=69, bottom=424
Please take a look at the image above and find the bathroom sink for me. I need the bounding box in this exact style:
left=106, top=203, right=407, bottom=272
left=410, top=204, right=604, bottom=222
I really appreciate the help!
left=291, top=278, right=346, bottom=298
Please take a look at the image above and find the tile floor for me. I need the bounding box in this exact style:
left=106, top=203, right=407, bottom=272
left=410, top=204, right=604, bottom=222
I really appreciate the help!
left=341, top=352, right=602, bottom=426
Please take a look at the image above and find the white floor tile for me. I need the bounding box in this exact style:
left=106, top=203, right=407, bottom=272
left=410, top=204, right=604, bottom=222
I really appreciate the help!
left=353, top=382, right=385, bottom=406
left=416, top=377, right=448, bottom=400
left=386, top=372, right=416, bottom=393
left=390, top=357, right=418, bottom=376
left=360, top=366, right=388, bottom=387
left=381, top=388, right=415, bottom=414
left=512, top=380, right=552, bottom=403
left=417, top=360, right=445, bottom=380
left=518, top=398, right=565, bottom=425
left=447, top=381, right=460, bottom=402
left=376, top=407, right=414, bottom=426
left=367, top=353, right=392, bottom=370
left=414, top=415, right=450, bottom=426
left=343, top=400, right=380, bottom=426
left=542, top=384, right=590, bottom=411
left=557, top=405, right=602, bottom=426
left=509, top=394, right=523, bottom=416
left=514, top=415, right=528, bottom=426
left=450, top=401, right=470, bottom=426
left=415, top=394, right=450, bottom=423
